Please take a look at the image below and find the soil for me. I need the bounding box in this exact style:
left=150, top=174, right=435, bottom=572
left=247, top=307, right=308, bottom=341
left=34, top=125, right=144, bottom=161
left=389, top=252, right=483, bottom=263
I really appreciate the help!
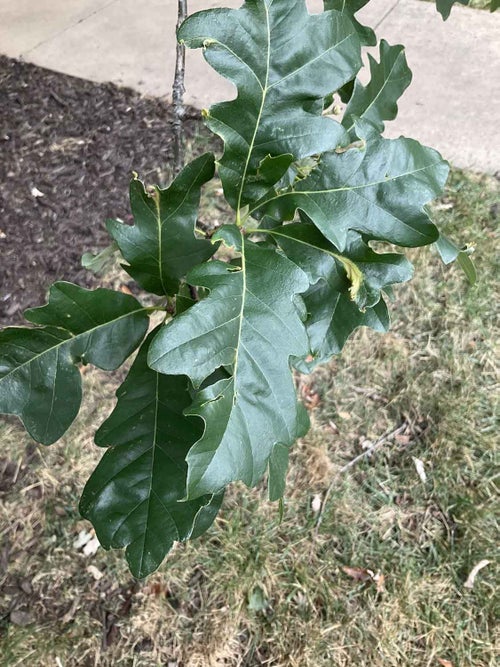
left=0, top=55, right=204, bottom=327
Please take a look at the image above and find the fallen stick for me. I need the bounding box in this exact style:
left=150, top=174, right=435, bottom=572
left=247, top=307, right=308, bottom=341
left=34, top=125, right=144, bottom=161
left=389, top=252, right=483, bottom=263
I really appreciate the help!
left=315, top=423, right=408, bottom=533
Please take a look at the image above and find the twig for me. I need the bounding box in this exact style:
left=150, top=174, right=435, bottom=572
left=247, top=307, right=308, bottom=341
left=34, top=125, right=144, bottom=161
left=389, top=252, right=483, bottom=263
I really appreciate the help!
left=172, top=0, right=188, bottom=176
left=314, top=422, right=407, bottom=533
left=351, top=385, right=386, bottom=403
left=339, top=423, right=407, bottom=474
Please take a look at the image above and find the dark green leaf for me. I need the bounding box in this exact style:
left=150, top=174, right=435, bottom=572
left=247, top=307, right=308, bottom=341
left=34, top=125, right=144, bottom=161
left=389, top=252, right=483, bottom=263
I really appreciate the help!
left=268, top=443, right=290, bottom=502
left=435, top=233, right=460, bottom=264
left=435, top=0, right=469, bottom=19
left=324, top=0, right=376, bottom=46
left=337, top=79, right=355, bottom=104
left=297, top=285, right=390, bottom=372
left=108, top=154, right=216, bottom=296
left=435, top=233, right=477, bottom=284
left=257, top=154, right=295, bottom=185
left=433, top=0, right=499, bottom=17
left=0, top=282, right=149, bottom=444
left=262, top=221, right=413, bottom=310
left=259, top=222, right=403, bottom=370
left=80, top=330, right=222, bottom=578
left=149, top=225, right=310, bottom=499
left=179, top=0, right=361, bottom=211
left=257, top=121, right=448, bottom=251
left=343, top=40, right=412, bottom=136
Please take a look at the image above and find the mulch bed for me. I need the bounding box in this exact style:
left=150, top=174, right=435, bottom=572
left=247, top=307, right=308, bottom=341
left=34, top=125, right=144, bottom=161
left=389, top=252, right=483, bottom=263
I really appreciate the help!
left=0, top=55, right=205, bottom=327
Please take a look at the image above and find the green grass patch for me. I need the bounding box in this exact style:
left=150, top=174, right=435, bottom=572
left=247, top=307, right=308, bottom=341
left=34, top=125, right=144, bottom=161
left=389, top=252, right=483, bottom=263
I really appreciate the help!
left=0, top=169, right=498, bottom=666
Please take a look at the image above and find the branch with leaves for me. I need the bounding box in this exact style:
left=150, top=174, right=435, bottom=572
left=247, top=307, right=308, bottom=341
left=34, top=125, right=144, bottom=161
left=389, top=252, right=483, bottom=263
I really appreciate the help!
left=0, top=0, right=492, bottom=577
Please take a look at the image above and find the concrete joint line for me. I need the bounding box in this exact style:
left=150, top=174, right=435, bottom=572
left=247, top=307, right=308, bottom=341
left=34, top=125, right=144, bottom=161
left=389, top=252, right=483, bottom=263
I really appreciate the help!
left=374, top=0, right=403, bottom=30
left=24, top=0, right=122, bottom=56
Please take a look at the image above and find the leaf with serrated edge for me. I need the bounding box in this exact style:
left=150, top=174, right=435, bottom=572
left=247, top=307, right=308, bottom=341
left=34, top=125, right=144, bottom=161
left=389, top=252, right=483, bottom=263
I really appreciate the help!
left=324, top=0, right=376, bottom=46
left=256, top=121, right=448, bottom=251
left=80, top=330, right=222, bottom=578
left=342, top=40, right=412, bottom=136
left=107, top=153, right=216, bottom=296
left=179, top=0, right=361, bottom=211
left=0, top=282, right=149, bottom=444
left=149, top=225, right=310, bottom=498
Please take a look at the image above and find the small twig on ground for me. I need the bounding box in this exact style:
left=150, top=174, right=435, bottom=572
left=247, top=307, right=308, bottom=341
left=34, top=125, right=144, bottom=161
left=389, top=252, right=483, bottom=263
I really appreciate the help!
left=314, top=422, right=408, bottom=534
left=339, top=423, right=407, bottom=474
left=172, top=0, right=188, bottom=176
left=351, top=385, right=386, bottom=403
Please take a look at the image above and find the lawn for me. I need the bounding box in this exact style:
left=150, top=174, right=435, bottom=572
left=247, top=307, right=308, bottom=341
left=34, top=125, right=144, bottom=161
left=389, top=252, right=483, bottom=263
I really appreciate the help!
left=0, top=168, right=498, bottom=666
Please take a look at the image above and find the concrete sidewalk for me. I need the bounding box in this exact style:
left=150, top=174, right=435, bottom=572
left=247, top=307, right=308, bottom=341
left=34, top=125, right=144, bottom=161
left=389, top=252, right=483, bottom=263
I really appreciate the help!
left=1, top=0, right=499, bottom=172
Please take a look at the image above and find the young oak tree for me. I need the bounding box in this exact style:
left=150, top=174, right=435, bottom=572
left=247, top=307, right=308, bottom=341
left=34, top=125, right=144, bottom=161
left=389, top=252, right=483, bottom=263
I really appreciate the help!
left=0, top=0, right=493, bottom=578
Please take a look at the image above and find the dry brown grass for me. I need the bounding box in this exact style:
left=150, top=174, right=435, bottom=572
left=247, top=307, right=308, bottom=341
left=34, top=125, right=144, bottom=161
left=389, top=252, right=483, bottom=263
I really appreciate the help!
left=0, top=169, right=498, bottom=666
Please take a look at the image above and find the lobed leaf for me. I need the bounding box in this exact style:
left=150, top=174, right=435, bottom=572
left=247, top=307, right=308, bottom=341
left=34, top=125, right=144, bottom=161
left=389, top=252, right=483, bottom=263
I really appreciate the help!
left=342, top=40, right=412, bottom=136
left=323, top=0, right=376, bottom=46
left=257, top=121, right=449, bottom=251
left=149, top=225, right=310, bottom=499
left=435, top=0, right=498, bottom=18
left=301, top=285, right=389, bottom=371
left=435, top=0, right=473, bottom=19
left=261, top=222, right=410, bottom=369
left=264, top=221, right=412, bottom=309
left=179, top=0, right=362, bottom=212
left=80, top=330, right=222, bottom=578
left=0, top=282, right=149, bottom=444
left=108, top=153, right=216, bottom=296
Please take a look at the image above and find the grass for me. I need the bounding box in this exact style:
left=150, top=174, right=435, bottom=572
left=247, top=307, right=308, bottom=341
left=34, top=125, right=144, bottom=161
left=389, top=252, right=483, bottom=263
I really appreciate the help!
left=0, top=167, right=498, bottom=667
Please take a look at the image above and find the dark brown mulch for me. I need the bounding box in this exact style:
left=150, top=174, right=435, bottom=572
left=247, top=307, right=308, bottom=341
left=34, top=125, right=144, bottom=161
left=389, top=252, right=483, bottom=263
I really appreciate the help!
left=0, top=55, right=205, bottom=327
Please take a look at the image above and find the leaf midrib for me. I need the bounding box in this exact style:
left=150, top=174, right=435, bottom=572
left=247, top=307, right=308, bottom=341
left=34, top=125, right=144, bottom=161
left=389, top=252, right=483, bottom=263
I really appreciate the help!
left=135, top=372, right=180, bottom=576
left=0, top=307, right=148, bottom=384
left=236, top=0, right=271, bottom=216
left=247, top=159, right=443, bottom=220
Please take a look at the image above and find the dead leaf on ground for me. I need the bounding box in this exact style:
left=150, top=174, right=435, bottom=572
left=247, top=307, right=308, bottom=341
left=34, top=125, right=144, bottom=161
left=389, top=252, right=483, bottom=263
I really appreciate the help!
left=437, top=659, right=454, bottom=667
left=372, top=572, right=385, bottom=593
left=464, top=559, right=491, bottom=589
left=341, top=566, right=372, bottom=582
left=412, top=457, right=427, bottom=483
left=328, top=420, right=339, bottom=434
left=73, top=529, right=94, bottom=550
left=311, top=494, right=322, bottom=513
left=87, top=564, right=104, bottom=581
left=83, top=536, right=100, bottom=556
left=341, top=566, right=385, bottom=592
left=300, top=383, right=320, bottom=410
left=10, top=609, right=34, bottom=626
